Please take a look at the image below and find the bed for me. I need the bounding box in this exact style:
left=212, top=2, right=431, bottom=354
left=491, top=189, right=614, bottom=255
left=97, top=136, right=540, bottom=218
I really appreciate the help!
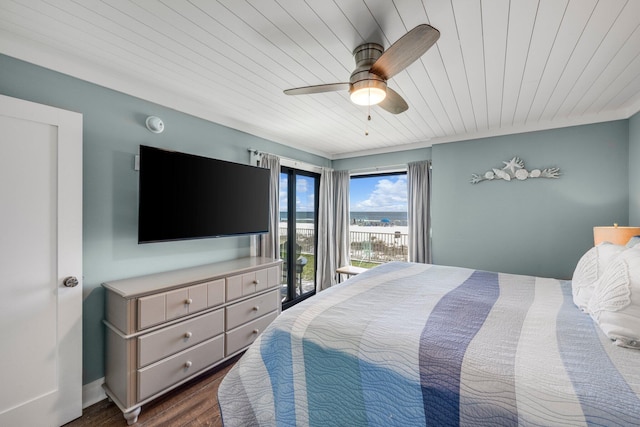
left=218, top=261, right=640, bottom=426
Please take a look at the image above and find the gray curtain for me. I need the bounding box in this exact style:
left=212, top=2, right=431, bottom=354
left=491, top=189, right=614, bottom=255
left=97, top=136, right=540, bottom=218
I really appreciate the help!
left=334, top=170, right=351, bottom=276
left=258, top=153, right=280, bottom=259
left=407, top=160, right=431, bottom=263
left=316, top=169, right=350, bottom=291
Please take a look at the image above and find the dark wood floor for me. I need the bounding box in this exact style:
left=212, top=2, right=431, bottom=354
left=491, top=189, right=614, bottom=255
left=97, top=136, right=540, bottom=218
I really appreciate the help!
left=64, top=356, right=240, bottom=427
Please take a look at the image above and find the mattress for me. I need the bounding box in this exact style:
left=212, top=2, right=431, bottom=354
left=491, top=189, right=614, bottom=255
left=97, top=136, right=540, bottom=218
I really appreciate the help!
left=218, top=262, right=640, bottom=426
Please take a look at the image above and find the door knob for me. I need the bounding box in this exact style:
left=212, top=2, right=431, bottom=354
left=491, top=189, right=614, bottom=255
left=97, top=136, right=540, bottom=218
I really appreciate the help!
left=63, top=276, right=79, bottom=287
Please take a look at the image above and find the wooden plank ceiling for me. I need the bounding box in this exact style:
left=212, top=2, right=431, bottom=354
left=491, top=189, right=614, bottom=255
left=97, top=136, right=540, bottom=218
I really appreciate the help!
left=1, top=0, right=639, bottom=159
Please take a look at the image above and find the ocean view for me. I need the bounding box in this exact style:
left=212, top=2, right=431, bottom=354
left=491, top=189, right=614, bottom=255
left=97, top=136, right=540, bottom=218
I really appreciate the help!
left=280, top=211, right=408, bottom=226
left=350, top=211, right=407, bottom=226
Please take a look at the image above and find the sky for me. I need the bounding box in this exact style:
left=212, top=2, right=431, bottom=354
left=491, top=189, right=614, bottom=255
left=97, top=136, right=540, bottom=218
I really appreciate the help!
left=350, top=174, right=407, bottom=212
left=279, top=174, right=316, bottom=212
left=280, top=173, right=408, bottom=212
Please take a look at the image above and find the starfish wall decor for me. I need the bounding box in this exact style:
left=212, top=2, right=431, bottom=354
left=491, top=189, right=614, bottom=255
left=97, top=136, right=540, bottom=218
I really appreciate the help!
left=470, top=157, right=561, bottom=184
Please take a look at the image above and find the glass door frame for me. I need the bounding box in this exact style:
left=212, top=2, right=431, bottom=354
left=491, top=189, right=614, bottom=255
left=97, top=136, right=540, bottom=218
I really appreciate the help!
left=281, top=166, right=320, bottom=310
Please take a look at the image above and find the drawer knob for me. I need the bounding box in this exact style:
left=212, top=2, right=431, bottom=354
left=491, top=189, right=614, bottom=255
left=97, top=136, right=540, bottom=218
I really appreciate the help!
left=252, top=329, right=259, bottom=334
left=184, top=331, right=192, bottom=338
left=184, top=361, right=192, bottom=368
left=185, top=298, right=193, bottom=305
left=252, top=306, right=259, bottom=312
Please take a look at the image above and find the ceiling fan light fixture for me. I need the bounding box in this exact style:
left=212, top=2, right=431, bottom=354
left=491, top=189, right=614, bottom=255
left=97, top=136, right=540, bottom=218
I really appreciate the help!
left=350, top=87, right=386, bottom=106
left=350, top=80, right=387, bottom=106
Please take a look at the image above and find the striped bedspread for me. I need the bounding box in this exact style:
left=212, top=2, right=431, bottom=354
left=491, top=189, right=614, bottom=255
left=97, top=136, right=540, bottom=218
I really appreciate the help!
left=218, top=262, right=640, bottom=426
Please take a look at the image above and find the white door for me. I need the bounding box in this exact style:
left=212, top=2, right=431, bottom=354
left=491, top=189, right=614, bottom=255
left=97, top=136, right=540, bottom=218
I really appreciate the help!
left=0, top=94, right=83, bottom=426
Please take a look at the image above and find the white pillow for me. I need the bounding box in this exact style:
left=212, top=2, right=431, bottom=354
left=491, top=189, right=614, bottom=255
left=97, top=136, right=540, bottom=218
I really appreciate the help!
left=626, top=236, right=640, bottom=248
left=571, top=243, right=625, bottom=312
left=588, top=245, right=640, bottom=349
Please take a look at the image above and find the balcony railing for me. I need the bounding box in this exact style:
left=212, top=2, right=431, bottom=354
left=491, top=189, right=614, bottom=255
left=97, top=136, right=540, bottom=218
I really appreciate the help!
left=279, top=227, right=408, bottom=264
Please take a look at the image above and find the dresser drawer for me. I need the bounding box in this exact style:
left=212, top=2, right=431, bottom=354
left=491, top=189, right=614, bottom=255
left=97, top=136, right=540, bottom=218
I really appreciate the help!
left=137, top=335, right=224, bottom=401
left=207, top=279, right=225, bottom=308
left=226, top=272, right=257, bottom=302
left=226, top=266, right=281, bottom=302
left=166, top=283, right=208, bottom=320
left=226, top=311, right=278, bottom=356
left=138, top=309, right=224, bottom=368
left=137, top=293, right=166, bottom=330
left=138, top=282, right=220, bottom=330
left=226, top=289, right=279, bottom=330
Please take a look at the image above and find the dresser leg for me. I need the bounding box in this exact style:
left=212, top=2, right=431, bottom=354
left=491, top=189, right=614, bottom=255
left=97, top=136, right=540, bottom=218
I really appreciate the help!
left=123, top=407, right=141, bottom=425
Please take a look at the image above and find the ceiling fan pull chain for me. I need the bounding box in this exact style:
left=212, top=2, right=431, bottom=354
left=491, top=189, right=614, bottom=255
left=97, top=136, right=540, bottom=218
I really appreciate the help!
left=365, top=103, right=371, bottom=136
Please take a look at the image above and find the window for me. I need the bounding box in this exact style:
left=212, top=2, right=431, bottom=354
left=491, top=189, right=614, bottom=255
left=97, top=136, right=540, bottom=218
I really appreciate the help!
left=349, top=172, right=408, bottom=267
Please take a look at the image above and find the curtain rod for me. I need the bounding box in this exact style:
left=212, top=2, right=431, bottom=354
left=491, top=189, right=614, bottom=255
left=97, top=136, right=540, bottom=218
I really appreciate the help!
left=247, top=148, right=326, bottom=174
left=349, top=164, right=407, bottom=175
left=249, top=149, right=430, bottom=175
left=349, top=160, right=431, bottom=176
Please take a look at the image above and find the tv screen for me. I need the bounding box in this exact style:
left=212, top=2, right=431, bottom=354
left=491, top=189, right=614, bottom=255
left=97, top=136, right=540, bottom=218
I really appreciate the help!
left=138, top=145, right=270, bottom=243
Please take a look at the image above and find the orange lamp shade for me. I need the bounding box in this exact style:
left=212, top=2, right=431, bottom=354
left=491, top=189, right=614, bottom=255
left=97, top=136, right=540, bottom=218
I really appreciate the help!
left=593, top=225, right=640, bottom=246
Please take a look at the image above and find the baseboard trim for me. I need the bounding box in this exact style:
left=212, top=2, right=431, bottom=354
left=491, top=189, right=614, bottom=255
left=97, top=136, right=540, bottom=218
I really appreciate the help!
left=83, top=377, right=107, bottom=409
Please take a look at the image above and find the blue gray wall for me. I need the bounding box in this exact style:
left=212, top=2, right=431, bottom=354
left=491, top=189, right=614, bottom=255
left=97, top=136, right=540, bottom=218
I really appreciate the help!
left=630, top=111, right=640, bottom=224
left=0, top=54, right=329, bottom=384
left=336, top=125, right=632, bottom=280
left=0, top=53, right=637, bottom=386
left=431, top=122, right=629, bottom=279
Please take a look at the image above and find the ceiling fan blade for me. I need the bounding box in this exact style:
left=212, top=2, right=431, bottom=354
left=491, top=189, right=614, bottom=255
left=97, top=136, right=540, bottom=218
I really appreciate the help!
left=378, top=88, right=408, bottom=114
left=283, top=83, right=349, bottom=96
left=370, top=24, right=440, bottom=80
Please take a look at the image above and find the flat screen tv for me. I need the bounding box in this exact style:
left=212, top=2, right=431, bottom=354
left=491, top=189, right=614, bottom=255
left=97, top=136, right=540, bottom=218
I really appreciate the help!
left=138, top=145, right=270, bottom=243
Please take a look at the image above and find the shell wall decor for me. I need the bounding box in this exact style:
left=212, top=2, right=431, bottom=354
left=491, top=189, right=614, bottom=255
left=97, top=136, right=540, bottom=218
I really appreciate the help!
left=470, top=157, right=561, bottom=184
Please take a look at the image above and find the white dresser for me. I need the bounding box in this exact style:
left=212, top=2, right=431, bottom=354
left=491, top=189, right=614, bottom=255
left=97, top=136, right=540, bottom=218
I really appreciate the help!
left=102, top=257, right=282, bottom=425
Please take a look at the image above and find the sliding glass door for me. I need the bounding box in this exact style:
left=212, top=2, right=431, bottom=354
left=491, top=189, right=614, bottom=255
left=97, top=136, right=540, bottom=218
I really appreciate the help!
left=280, top=167, right=319, bottom=309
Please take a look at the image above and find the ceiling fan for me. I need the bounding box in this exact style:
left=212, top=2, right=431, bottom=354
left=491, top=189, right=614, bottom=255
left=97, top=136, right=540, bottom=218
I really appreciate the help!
left=283, top=24, right=440, bottom=114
